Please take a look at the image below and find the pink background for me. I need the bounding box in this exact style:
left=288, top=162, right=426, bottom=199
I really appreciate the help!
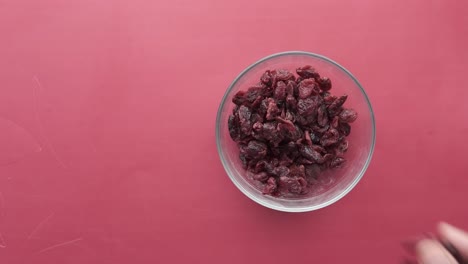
left=1, top=0, right=467, bottom=263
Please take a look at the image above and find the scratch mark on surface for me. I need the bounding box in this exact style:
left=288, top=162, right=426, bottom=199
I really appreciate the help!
left=27, top=212, right=55, bottom=240
left=35, top=237, right=82, bottom=254
left=32, top=75, right=69, bottom=169
left=0, top=232, right=6, bottom=248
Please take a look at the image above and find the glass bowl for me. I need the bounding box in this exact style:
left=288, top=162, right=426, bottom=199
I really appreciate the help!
left=216, top=51, right=375, bottom=212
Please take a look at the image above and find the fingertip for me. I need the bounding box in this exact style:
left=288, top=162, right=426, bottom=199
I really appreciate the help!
left=438, top=222, right=467, bottom=237
left=437, top=222, right=468, bottom=259
left=438, top=222, right=452, bottom=235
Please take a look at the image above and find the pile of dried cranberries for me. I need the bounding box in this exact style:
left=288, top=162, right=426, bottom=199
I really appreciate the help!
left=228, top=66, right=357, bottom=197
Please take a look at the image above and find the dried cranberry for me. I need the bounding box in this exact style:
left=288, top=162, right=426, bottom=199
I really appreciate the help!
left=298, top=79, right=319, bottom=99
left=286, top=95, right=297, bottom=110
left=297, top=97, right=318, bottom=116
left=232, top=90, right=246, bottom=105
left=238, top=105, right=252, bottom=137
left=274, top=166, right=290, bottom=177
left=304, top=130, right=313, bottom=146
left=339, top=109, right=358, bottom=123
left=251, top=96, right=263, bottom=110
left=228, top=115, right=240, bottom=141
left=279, top=176, right=308, bottom=195
left=336, top=140, right=349, bottom=154
left=321, top=128, right=340, bottom=147
left=261, top=121, right=275, bottom=134
left=261, top=70, right=272, bottom=85
left=274, top=81, right=287, bottom=101
left=299, top=145, right=322, bottom=163
left=318, top=77, right=332, bottom=91
left=254, top=160, right=267, bottom=173
left=239, top=152, right=248, bottom=169
left=263, top=177, right=277, bottom=195
left=244, top=140, right=268, bottom=160
left=331, top=116, right=339, bottom=128
left=338, top=122, right=351, bottom=136
left=296, top=65, right=320, bottom=79
left=253, top=172, right=269, bottom=182
left=275, top=69, right=295, bottom=81
left=323, top=92, right=337, bottom=105
left=289, top=164, right=306, bottom=178
left=317, top=105, right=329, bottom=127
left=286, top=80, right=295, bottom=95
left=251, top=114, right=264, bottom=124
left=328, top=95, right=348, bottom=116
left=265, top=99, right=280, bottom=120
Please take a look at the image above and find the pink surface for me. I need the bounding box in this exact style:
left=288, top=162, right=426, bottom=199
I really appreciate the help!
left=0, top=0, right=467, bottom=263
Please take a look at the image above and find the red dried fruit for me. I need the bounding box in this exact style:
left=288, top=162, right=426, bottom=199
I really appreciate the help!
left=261, top=70, right=272, bottom=85
left=253, top=172, right=269, bottom=182
left=251, top=96, right=263, bottom=110
left=299, top=145, right=322, bottom=163
left=243, top=140, right=268, bottom=160
left=297, top=97, right=318, bottom=117
left=318, top=77, right=332, bottom=91
left=321, top=128, right=340, bottom=147
left=338, top=122, right=351, bottom=136
left=233, top=86, right=265, bottom=107
left=328, top=95, right=348, bottom=116
left=274, top=81, right=287, bottom=101
left=237, top=105, right=252, bottom=137
left=323, top=92, right=337, bottom=104
left=275, top=69, right=295, bottom=81
left=298, top=79, right=319, bottom=99
left=336, top=140, right=349, bottom=154
left=317, top=105, right=329, bottom=127
left=285, top=110, right=296, bottom=122
left=286, top=95, right=297, bottom=110
left=279, top=176, right=308, bottom=195
left=304, top=130, right=313, bottom=146
left=331, top=116, right=339, bottom=128
left=232, top=90, right=246, bottom=105
left=265, top=99, right=280, bottom=120
left=263, top=177, right=277, bottom=195
left=339, top=109, right=358, bottom=123
left=261, top=122, right=281, bottom=145
left=254, top=160, right=267, bottom=173
left=228, top=66, right=357, bottom=197
left=296, top=65, right=320, bottom=79
left=289, top=164, right=306, bottom=178
left=274, top=166, right=290, bottom=177
left=286, top=80, right=295, bottom=95
left=228, top=115, right=240, bottom=141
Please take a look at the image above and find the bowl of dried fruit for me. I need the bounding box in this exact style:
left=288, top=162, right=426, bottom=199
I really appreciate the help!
left=216, top=51, right=375, bottom=212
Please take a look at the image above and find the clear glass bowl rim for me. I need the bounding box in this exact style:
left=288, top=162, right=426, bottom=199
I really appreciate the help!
left=215, top=51, right=376, bottom=212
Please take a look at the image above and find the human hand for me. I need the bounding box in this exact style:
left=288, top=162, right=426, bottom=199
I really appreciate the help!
left=415, top=222, right=468, bottom=264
